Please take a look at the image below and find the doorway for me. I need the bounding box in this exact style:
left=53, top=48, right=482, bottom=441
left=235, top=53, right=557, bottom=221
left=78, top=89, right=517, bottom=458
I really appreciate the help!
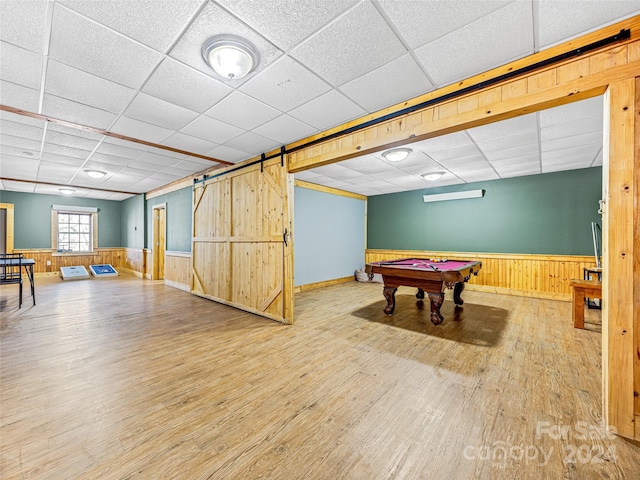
left=152, top=204, right=166, bottom=281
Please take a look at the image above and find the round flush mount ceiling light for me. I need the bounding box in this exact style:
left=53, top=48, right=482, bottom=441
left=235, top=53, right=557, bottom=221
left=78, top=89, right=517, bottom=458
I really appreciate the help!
left=84, top=169, right=106, bottom=179
left=202, top=35, right=259, bottom=80
left=421, top=171, right=445, bottom=182
left=59, top=188, right=75, bottom=195
left=382, top=148, right=412, bottom=162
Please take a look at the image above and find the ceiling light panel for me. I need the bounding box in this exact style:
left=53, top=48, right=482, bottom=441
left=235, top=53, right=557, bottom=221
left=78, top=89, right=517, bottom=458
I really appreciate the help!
left=290, top=1, right=406, bottom=86
left=169, top=1, right=283, bottom=86
left=48, top=6, right=162, bottom=88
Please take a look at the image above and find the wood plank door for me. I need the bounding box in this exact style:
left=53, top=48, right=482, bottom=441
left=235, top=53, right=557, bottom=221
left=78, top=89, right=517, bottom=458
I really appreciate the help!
left=153, top=205, right=166, bottom=280
left=191, top=157, right=294, bottom=324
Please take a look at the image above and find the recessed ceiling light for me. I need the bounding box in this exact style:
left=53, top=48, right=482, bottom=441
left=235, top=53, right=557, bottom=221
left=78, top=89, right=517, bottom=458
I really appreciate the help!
left=202, top=35, right=259, bottom=80
left=382, top=148, right=412, bottom=162
left=85, top=170, right=106, bottom=179
left=59, top=188, right=75, bottom=195
left=421, top=171, right=446, bottom=181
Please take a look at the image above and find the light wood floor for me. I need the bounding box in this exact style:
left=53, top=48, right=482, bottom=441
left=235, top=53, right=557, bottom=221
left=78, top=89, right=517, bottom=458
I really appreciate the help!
left=1, top=275, right=638, bottom=479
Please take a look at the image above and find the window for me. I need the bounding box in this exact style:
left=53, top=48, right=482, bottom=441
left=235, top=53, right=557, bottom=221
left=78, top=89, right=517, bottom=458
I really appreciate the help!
left=51, top=206, right=98, bottom=254
left=57, top=213, right=92, bottom=252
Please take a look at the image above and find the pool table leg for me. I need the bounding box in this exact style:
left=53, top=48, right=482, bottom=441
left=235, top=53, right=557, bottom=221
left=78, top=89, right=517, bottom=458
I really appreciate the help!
left=428, top=292, right=445, bottom=325
left=453, top=282, right=465, bottom=305
left=382, top=286, right=397, bottom=315
left=416, top=288, right=425, bottom=300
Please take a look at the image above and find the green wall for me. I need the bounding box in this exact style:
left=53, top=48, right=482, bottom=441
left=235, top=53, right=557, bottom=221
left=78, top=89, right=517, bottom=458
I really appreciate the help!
left=367, top=167, right=602, bottom=255
left=145, top=187, right=192, bottom=252
left=120, top=194, right=145, bottom=249
left=0, top=190, right=122, bottom=249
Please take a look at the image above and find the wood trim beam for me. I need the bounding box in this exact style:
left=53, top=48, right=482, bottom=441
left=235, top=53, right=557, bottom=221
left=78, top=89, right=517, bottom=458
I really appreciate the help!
left=294, top=179, right=367, bottom=201
left=287, top=16, right=640, bottom=173
left=1, top=176, right=139, bottom=196
left=0, top=104, right=233, bottom=166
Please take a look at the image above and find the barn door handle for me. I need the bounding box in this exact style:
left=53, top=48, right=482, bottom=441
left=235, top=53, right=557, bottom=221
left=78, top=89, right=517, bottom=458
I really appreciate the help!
left=283, top=228, right=288, bottom=246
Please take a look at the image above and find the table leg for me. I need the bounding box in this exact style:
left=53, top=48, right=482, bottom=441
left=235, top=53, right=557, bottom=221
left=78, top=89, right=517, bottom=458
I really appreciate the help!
left=382, top=286, right=397, bottom=315
left=416, top=288, right=425, bottom=300
left=572, top=287, right=585, bottom=329
left=453, top=282, right=465, bottom=305
left=428, top=292, right=445, bottom=325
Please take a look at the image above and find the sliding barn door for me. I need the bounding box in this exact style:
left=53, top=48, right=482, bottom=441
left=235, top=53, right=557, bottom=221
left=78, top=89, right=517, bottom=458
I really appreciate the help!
left=191, top=157, right=294, bottom=324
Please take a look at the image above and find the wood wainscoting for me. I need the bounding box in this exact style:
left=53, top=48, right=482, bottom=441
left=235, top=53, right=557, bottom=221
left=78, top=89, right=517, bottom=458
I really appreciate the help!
left=366, top=249, right=598, bottom=300
left=15, top=248, right=147, bottom=278
left=164, top=251, right=191, bottom=292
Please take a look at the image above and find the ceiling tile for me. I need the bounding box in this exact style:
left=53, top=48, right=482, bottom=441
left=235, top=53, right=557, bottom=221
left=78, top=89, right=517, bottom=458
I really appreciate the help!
left=142, top=57, right=232, bottom=113
left=0, top=119, right=44, bottom=141
left=540, top=116, right=603, bottom=141
left=0, top=111, right=45, bottom=128
left=288, top=89, right=365, bottom=130
left=0, top=80, right=40, bottom=111
left=0, top=179, right=36, bottom=192
left=205, top=91, right=281, bottom=130
left=252, top=115, right=316, bottom=145
left=0, top=0, right=48, bottom=54
left=135, top=152, right=181, bottom=167
left=42, top=142, right=92, bottom=160
left=44, top=130, right=101, bottom=151
left=35, top=184, right=89, bottom=197
left=168, top=1, right=283, bottom=86
left=124, top=92, right=199, bottom=130
left=474, top=131, right=539, bottom=153
left=0, top=41, right=43, bottom=90
left=455, top=170, right=500, bottom=182
left=89, top=152, right=137, bottom=167
left=542, top=144, right=601, bottom=167
left=339, top=55, right=433, bottom=113
left=58, top=0, right=202, bottom=51
left=218, top=0, right=357, bottom=50
left=0, top=156, right=40, bottom=178
left=40, top=152, right=86, bottom=167
left=340, top=155, right=400, bottom=174
left=47, top=122, right=104, bottom=141
left=482, top=143, right=539, bottom=162
left=207, top=146, right=250, bottom=163
left=539, top=96, right=603, bottom=128
left=468, top=113, right=538, bottom=141
left=49, top=5, right=162, bottom=88
left=378, top=0, right=511, bottom=49
left=538, top=1, right=640, bottom=48
left=224, top=132, right=280, bottom=156
left=37, top=161, right=79, bottom=183
left=42, top=94, right=117, bottom=129
left=45, top=60, right=135, bottom=114
left=240, top=55, right=331, bottom=112
left=415, top=1, right=534, bottom=87
left=491, top=154, right=541, bottom=176
left=109, top=116, right=174, bottom=143
left=1, top=133, right=42, bottom=152
left=95, top=139, right=144, bottom=160
left=162, top=132, right=218, bottom=155
left=542, top=131, right=602, bottom=152
left=181, top=116, right=244, bottom=144
left=291, top=1, right=406, bottom=86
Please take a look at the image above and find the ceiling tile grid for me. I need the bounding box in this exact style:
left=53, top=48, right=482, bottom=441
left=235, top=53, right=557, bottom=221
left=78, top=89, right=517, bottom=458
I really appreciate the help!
left=1, top=0, right=638, bottom=200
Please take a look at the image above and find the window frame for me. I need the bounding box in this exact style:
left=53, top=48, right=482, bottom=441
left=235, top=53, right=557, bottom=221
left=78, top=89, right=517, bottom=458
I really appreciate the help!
left=51, top=208, right=98, bottom=256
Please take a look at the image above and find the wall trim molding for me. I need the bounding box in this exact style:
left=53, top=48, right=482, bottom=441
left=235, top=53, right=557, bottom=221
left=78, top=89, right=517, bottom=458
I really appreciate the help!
left=294, top=179, right=367, bottom=201
left=294, top=275, right=354, bottom=293
left=164, top=279, right=190, bottom=292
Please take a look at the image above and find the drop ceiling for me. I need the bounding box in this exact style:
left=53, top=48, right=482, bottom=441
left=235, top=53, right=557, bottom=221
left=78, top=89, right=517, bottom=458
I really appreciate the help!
left=1, top=1, right=638, bottom=200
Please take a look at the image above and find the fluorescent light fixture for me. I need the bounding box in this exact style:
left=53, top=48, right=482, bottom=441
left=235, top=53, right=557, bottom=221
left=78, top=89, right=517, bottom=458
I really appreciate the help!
left=421, top=171, right=445, bottom=181
left=202, top=35, right=259, bottom=80
left=382, top=147, right=412, bottom=162
left=84, top=170, right=106, bottom=178
left=59, top=188, right=75, bottom=195
left=423, top=189, right=484, bottom=203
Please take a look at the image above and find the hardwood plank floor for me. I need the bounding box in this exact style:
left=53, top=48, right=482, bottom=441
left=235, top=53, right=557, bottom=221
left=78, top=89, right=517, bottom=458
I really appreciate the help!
left=1, top=275, right=638, bottom=479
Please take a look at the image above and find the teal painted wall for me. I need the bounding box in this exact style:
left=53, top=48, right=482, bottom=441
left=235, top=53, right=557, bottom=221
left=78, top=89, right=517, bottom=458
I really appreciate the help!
left=367, top=167, right=602, bottom=255
left=294, top=186, right=365, bottom=286
left=146, top=187, right=192, bottom=252
left=0, top=190, right=122, bottom=249
left=121, top=194, right=145, bottom=248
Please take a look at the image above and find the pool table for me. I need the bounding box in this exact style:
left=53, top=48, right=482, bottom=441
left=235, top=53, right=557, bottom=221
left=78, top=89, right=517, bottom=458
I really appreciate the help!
left=365, top=258, right=482, bottom=325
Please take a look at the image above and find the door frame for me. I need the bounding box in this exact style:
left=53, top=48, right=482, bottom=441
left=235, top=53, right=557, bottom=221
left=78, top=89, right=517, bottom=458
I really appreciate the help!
left=152, top=203, right=166, bottom=281
left=0, top=203, right=14, bottom=254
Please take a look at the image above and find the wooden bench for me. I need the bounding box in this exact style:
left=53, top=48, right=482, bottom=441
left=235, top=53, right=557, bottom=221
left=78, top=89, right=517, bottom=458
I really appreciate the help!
left=570, top=279, right=602, bottom=329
